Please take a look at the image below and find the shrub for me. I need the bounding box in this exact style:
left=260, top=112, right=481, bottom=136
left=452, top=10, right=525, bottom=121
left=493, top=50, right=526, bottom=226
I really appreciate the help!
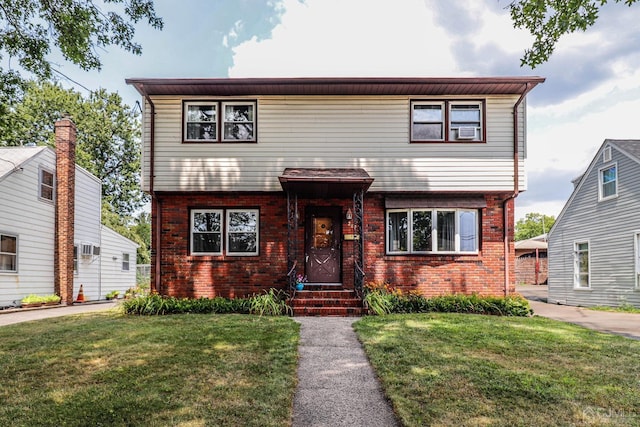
left=121, top=294, right=258, bottom=316
left=248, top=289, right=292, bottom=316
left=363, top=282, right=533, bottom=317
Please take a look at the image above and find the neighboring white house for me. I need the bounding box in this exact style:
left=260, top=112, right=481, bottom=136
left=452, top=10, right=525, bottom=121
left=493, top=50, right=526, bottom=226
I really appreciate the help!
left=548, top=139, right=640, bottom=307
left=0, top=142, right=138, bottom=307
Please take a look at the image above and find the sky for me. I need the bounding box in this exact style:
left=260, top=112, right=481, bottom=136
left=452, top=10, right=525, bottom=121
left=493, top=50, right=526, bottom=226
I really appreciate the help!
left=43, top=0, right=640, bottom=221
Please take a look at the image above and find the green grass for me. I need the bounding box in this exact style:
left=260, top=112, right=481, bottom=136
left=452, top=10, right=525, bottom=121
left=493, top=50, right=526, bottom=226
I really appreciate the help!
left=354, top=313, right=640, bottom=427
left=0, top=311, right=299, bottom=426
left=590, top=305, right=640, bottom=314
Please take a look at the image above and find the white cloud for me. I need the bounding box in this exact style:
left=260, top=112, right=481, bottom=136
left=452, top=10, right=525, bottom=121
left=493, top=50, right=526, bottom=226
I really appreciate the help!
left=229, top=0, right=458, bottom=77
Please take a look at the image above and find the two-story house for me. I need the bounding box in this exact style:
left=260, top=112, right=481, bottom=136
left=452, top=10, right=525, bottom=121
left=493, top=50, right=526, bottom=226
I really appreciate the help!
left=548, top=139, right=640, bottom=307
left=126, top=77, right=544, bottom=312
left=0, top=118, right=138, bottom=307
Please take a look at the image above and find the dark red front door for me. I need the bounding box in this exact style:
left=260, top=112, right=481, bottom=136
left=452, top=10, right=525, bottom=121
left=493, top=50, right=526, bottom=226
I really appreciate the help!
left=305, top=208, right=341, bottom=283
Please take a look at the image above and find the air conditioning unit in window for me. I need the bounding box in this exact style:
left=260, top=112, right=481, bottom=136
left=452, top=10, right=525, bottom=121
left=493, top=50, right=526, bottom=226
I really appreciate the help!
left=92, top=246, right=101, bottom=256
left=81, top=243, right=93, bottom=257
left=457, top=127, right=476, bottom=140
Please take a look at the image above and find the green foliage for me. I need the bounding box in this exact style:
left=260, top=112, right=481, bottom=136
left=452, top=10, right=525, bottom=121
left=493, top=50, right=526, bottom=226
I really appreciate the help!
left=105, top=290, right=120, bottom=299
left=364, top=283, right=533, bottom=317
left=515, top=212, right=555, bottom=241
left=121, top=294, right=252, bottom=316
left=0, top=0, right=162, bottom=99
left=510, top=0, right=638, bottom=68
left=21, top=294, right=60, bottom=304
left=1, top=81, right=146, bottom=217
left=248, top=289, right=292, bottom=316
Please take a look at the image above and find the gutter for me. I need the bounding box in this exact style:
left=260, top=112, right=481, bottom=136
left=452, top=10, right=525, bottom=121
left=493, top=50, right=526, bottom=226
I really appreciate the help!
left=143, top=93, right=161, bottom=294
left=503, top=83, right=534, bottom=296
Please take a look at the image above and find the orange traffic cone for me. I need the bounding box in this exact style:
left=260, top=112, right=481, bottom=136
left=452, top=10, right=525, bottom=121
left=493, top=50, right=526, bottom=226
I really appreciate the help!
left=75, top=284, right=85, bottom=303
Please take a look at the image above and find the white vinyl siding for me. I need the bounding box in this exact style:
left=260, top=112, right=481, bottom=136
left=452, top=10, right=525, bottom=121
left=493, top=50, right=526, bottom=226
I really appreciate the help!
left=142, top=95, right=526, bottom=193
left=548, top=143, right=640, bottom=307
left=100, top=225, right=138, bottom=299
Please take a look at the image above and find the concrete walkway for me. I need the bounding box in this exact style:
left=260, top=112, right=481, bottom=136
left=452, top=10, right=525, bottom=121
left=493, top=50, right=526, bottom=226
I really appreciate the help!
left=293, top=317, right=399, bottom=427
left=518, top=285, right=640, bottom=340
left=0, top=301, right=118, bottom=327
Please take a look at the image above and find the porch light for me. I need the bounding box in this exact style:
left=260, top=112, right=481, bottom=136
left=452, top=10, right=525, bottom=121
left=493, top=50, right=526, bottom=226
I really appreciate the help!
left=345, top=208, right=353, bottom=221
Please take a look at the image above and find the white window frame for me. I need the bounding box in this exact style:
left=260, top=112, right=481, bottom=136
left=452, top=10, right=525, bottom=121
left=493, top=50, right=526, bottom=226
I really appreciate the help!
left=226, top=209, right=259, bottom=256
left=191, top=209, right=224, bottom=255
left=634, top=232, right=640, bottom=289
left=386, top=208, right=479, bottom=255
left=39, top=167, right=54, bottom=202
left=73, top=245, right=78, bottom=275
left=0, top=232, right=18, bottom=273
left=221, top=101, right=256, bottom=142
left=598, top=162, right=618, bottom=201
left=573, top=240, right=590, bottom=289
left=122, top=253, right=130, bottom=271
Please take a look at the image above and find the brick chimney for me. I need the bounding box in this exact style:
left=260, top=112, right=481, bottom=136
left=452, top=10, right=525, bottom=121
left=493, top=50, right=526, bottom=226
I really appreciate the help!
left=54, top=116, right=76, bottom=305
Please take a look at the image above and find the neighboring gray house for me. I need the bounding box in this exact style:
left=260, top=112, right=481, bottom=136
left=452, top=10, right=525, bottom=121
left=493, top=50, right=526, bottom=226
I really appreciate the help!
left=548, top=139, right=640, bottom=307
left=0, top=118, right=138, bottom=306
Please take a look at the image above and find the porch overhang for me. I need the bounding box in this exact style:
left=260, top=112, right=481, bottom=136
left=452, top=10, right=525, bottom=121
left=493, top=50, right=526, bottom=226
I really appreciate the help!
left=279, top=168, right=374, bottom=198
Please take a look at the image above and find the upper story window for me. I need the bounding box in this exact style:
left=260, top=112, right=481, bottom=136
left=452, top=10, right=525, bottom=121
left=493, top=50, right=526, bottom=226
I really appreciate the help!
left=0, top=233, right=17, bottom=273
left=184, top=101, right=256, bottom=143
left=411, top=100, right=484, bottom=143
left=39, top=168, right=54, bottom=201
left=387, top=208, right=478, bottom=254
left=599, top=164, right=617, bottom=201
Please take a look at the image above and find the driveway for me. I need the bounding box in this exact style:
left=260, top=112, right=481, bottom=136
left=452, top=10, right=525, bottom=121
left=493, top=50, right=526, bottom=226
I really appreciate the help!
left=0, top=301, right=118, bottom=327
left=517, top=285, right=640, bottom=340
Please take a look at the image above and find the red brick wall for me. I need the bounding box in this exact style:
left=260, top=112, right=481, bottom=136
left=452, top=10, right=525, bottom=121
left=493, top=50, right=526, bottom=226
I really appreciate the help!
left=152, top=192, right=515, bottom=298
left=54, top=117, right=76, bottom=305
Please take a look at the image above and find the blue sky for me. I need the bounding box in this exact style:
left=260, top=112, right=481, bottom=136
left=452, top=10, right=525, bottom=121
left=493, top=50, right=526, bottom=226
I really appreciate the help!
left=47, top=0, right=640, bottom=221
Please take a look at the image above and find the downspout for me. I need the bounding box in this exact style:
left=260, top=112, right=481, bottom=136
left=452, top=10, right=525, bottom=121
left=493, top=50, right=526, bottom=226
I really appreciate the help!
left=503, top=83, right=533, bottom=296
left=144, top=93, right=160, bottom=294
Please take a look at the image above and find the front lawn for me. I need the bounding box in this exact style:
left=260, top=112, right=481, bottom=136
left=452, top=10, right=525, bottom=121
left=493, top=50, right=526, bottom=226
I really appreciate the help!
left=354, top=313, right=640, bottom=427
left=0, top=312, right=299, bottom=426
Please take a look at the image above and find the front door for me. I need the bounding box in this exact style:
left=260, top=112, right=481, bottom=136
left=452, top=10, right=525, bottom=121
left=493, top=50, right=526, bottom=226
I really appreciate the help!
left=305, top=207, right=341, bottom=283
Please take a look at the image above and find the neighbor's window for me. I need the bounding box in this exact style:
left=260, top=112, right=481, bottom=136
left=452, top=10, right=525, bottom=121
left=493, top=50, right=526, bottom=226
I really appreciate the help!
left=222, top=102, right=255, bottom=141
left=122, top=253, right=130, bottom=271
left=73, top=245, right=78, bottom=274
left=39, top=168, right=54, bottom=201
left=599, top=164, right=617, bottom=200
left=226, top=209, right=259, bottom=255
left=183, top=101, right=256, bottom=142
left=387, top=208, right=478, bottom=254
left=191, top=209, right=223, bottom=255
left=635, top=232, right=640, bottom=288
left=0, top=233, right=17, bottom=272
left=191, top=209, right=259, bottom=256
left=574, top=241, right=590, bottom=288
left=411, top=100, right=483, bottom=142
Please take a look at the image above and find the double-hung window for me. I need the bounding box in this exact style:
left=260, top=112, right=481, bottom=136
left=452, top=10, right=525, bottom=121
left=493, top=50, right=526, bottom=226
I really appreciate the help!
left=122, top=253, right=130, bottom=271
left=599, top=164, right=617, bottom=200
left=39, top=168, right=54, bottom=201
left=184, top=101, right=256, bottom=142
left=411, top=100, right=483, bottom=142
left=574, top=241, right=590, bottom=288
left=387, top=209, right=478, bottom=254
left=0, top=233, right=17, bottom=272
left=191, top=209, right=259, bottom=256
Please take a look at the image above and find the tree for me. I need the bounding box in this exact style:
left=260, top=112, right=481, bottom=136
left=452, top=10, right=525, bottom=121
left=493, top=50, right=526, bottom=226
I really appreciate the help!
left=509, top=0, right=638, bottom=68
left=0, top=0, right=162, bottom=97
left=515, top=213, right=555, bottom=241
left=102, top=203, right=151, bottom=265
left=1, top=80, right=145, bottom=217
